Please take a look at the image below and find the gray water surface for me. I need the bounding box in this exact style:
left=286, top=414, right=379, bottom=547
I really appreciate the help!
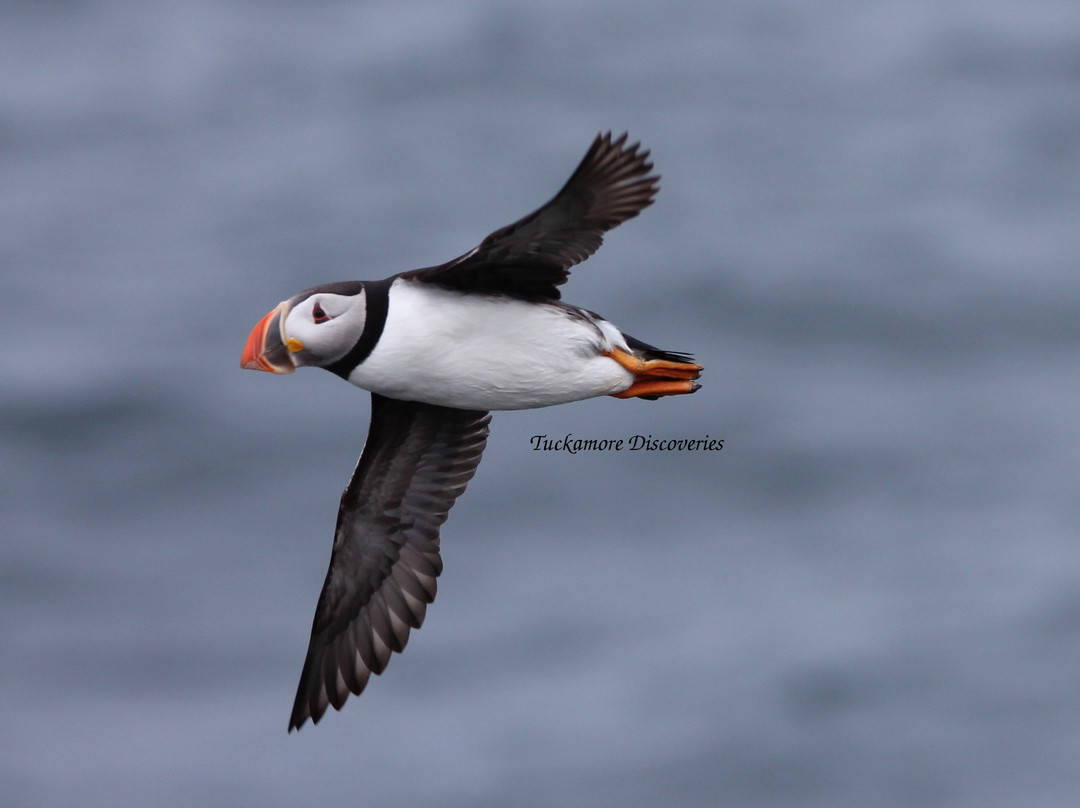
left=3, top=2, right=1079, bottom=806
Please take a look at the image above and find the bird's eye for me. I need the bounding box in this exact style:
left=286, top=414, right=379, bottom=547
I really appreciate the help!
left=312, top=303, right=330, bottom=324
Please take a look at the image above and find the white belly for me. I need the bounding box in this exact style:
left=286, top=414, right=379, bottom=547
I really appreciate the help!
left=346, top=281, right=634, bottom=410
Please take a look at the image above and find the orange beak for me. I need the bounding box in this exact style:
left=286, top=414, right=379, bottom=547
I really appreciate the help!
left=241, top=303, right=296, bottom=374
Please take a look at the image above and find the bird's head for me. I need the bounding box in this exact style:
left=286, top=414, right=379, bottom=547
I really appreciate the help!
left=241, top=282, right=369, bottom=374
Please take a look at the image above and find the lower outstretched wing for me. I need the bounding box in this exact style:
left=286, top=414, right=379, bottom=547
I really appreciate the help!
left=289, top=393, right=490, bottom=730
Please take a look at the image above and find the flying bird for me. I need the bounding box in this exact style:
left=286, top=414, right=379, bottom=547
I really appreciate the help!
left=241, top=132, right=702, bottom=730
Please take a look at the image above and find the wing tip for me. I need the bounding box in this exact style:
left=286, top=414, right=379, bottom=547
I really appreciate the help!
left=577, top=130, right=660, bottom=219
left=288, top=703, right=311, bottom=733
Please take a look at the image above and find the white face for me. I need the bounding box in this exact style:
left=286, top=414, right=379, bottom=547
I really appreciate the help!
left=282, top=290, right=367, bottom=367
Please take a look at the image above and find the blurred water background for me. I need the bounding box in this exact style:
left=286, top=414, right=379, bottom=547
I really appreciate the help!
left=3, top=1, right=1080, bottom=806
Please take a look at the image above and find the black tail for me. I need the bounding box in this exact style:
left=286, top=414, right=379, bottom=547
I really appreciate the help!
left=623, top=333, right=697, bottom=365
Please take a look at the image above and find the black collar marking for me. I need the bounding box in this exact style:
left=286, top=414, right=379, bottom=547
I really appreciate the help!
left=325, top=278, right=393, bottom=379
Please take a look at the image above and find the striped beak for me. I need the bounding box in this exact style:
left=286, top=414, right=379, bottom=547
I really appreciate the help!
left=241, top=302, right=296, bottom=374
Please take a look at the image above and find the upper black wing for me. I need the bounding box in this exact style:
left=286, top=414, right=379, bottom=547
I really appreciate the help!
left=402, top=132, right=659, bottom=302
left=288, top=393, right=490, bottom=731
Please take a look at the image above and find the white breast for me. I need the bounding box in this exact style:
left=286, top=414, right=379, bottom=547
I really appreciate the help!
left=346, top=280, right=633, bottom=410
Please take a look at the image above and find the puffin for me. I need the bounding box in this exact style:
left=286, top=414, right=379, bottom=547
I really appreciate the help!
left=241, top=132, right=702, bottom=730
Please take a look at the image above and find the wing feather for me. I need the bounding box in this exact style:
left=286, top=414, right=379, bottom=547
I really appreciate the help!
left=402, top=132, right=659, bottom=301
left=288, top=393, right=490, bottom=731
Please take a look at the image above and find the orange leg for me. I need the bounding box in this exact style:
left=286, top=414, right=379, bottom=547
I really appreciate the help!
left=603, top=348, right=703, bottom=399
left=603, top=348, right=702, bottom=380
left=610, top=379, right=700, bottom=399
